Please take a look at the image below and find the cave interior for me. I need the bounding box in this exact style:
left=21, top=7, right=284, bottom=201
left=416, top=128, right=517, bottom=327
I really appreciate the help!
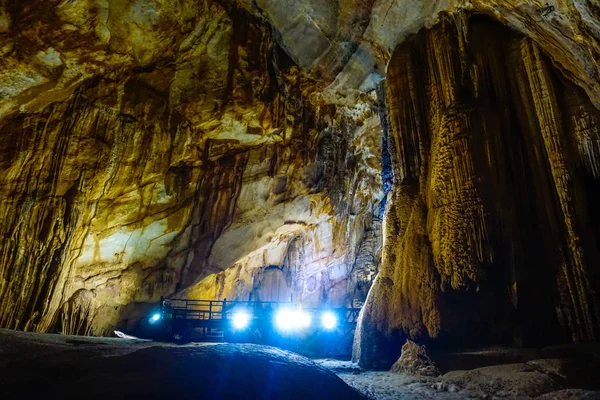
left=1, top=0, right=600, bottom=398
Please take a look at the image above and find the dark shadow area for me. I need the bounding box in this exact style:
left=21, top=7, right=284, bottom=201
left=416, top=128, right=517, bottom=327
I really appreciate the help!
left=0, top=329, right=365, bottom=400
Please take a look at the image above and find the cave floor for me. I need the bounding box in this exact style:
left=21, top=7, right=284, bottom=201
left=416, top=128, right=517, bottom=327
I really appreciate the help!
left=0, top=329, right=364, bottom=400
left=316, top=358, right=600, bottom=400
left=1, top=329, right=600, bottom=400
left=316, top=359, right=474, bottom=399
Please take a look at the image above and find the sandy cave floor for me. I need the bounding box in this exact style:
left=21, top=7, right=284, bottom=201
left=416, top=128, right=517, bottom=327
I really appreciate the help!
left=1, top=329, right=600, bottom=399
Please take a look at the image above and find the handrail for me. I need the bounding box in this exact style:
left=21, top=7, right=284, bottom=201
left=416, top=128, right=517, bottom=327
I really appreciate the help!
left=159, top=298, right=361, bottom=324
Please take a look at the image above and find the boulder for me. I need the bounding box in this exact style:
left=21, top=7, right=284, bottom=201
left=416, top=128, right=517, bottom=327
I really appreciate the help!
left=0, top=329, right=365, bottom=400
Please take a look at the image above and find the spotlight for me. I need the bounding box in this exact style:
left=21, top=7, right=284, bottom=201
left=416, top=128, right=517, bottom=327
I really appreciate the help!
left=321, top=311, right=337, bottom=330
left=275, top=309, right=295, bottom=331
left=275, top=308, right=312, bottom=331
left=298, top=310, right=312, bottom=329
left=232, top=311, right=252, bottom=330
left=149, top=312, right=162, bottom=324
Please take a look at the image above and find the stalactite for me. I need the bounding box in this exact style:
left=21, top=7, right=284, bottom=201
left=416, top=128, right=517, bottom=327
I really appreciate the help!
left=562, top=80, right=600, bottom=179
left=376, top=81, right=393, bottom=218
left=0, top=13, right=384, bottom=333
left=357, top=12, right=600, bottom=367
left=60, top=289, right=94, bottom=336
left=519, top=39, right=599, bottom=341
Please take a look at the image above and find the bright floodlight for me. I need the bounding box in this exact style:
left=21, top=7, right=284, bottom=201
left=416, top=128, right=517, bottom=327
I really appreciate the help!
left=275, top=309, right=311, bottom=331
left=321, top=311, right=337, bottom=330
left=275, top=309, right=295, bottom=331
left=298, top=310, right=312, bottom=329
left=149, top=312, right=161, bottom=324
left=232, top=311, right=251, bottom=330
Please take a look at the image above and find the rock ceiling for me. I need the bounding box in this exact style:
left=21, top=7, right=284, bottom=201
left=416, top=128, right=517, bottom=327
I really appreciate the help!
left=2, top=1, right=600, bottom=118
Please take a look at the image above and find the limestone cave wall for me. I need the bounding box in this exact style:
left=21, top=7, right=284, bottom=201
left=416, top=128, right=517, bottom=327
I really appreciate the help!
left=355, top=13, right=600, bottom=368
left=0, top=1, right=383, bottom=335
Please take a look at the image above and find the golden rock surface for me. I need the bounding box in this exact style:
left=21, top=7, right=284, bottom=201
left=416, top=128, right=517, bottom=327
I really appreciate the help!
left=0, top=1, right=383, bottom=334
left=355, top=14, right=600, bottom=368
left=1, top=1, right=600, bottom=358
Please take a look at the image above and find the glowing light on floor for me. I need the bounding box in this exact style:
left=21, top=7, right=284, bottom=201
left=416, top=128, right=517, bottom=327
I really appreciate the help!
left=149, top=313, right=162, bottom=324
left=275, top=309, right=312, bottom=331
left=232, top=311, right=252, bottom=330
left=321, top=311, right=337, bottom=330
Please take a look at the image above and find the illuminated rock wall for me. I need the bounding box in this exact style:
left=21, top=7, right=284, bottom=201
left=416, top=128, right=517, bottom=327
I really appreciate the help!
left=355, top=14, right=600, bottom=368
left=182, top=109, right=384, bottom=309
left=2, top=0, right=600, bottom=351
left=0, top=1, right=382, bottom=335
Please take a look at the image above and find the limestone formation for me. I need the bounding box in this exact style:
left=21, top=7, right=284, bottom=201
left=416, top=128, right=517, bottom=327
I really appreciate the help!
left=355, top=12, right=600, bottom=367
left=234, top=1, right=600, bottom=111
left=1, top=0, right=600, bottom=372
left=391, top=340, right=440, bottom=377
left=0, top=1, right=383, bottom=335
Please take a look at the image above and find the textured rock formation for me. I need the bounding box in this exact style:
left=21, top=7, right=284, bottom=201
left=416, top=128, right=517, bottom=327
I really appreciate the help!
left=236, top=1, right=600, bottom=111
left=182, top=112, right=383, bottom=308
left=391, top=340, right=440, bottom=377
left=0, top=330, right=366, bottom=400
left=443, top=359, right=600, bottom=399
left=2, top=0, right=600, bottom=369
left=355, top=13, right=600, bottom=367
left=0, top=1, right=383, bottom=335
left=5, top=2, right=599, bottom=115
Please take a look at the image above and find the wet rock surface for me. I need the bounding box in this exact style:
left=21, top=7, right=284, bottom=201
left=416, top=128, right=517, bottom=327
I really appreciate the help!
left=1, top=329, right=600, bottom=400
left=443, top=360, right=600, bottom=399
left=319, top=347, right=600, bottom=400
left=0, top=329, right=365, bottom=400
